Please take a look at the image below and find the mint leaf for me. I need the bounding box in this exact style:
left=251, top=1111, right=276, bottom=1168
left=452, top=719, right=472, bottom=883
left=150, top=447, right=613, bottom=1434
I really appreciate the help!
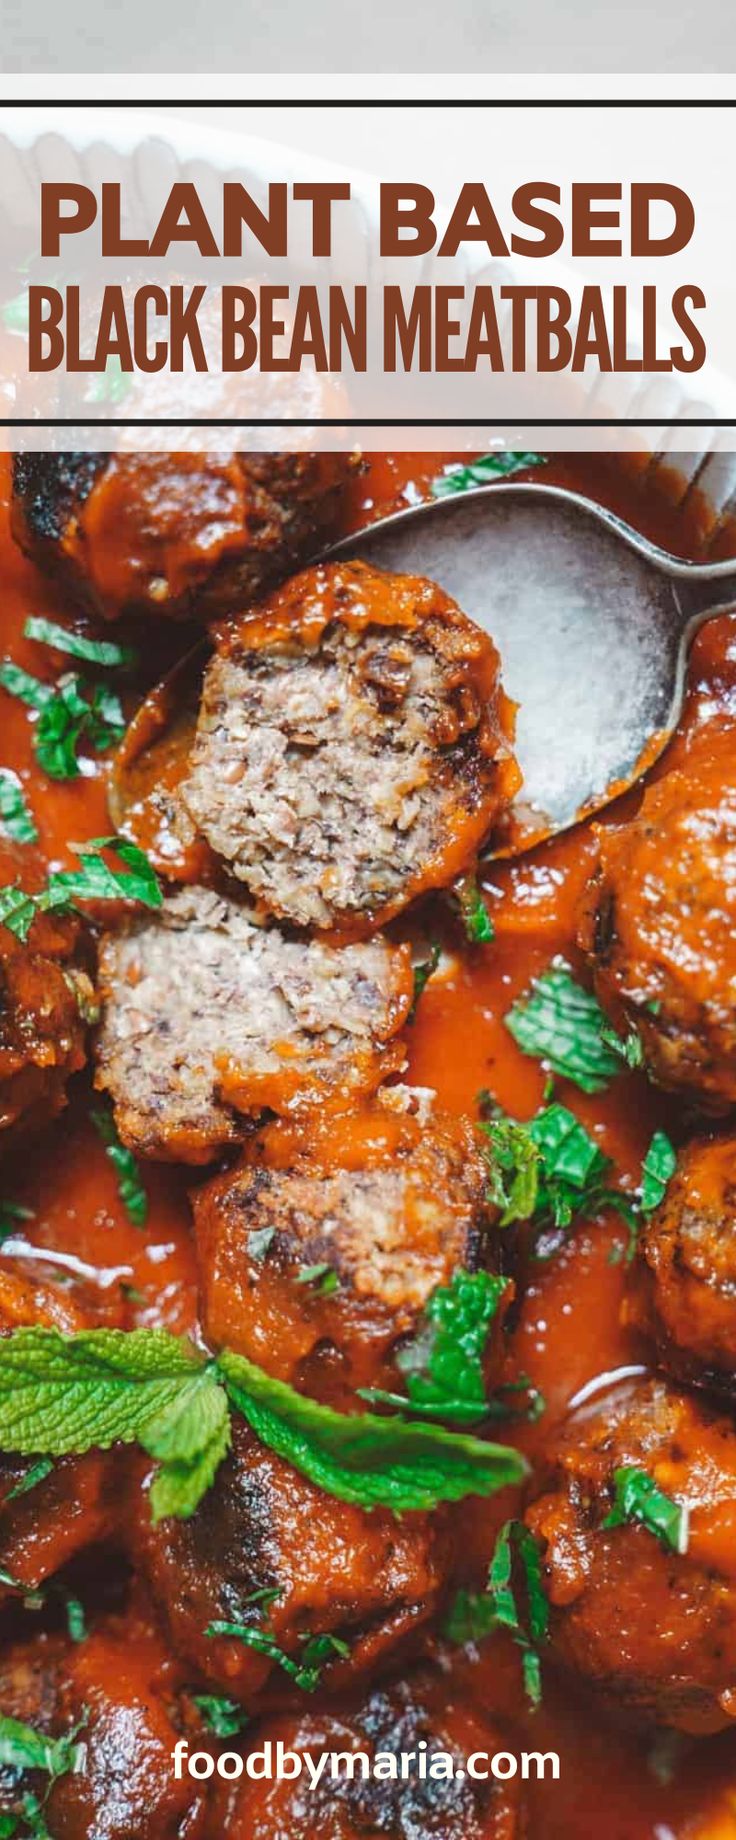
left=602, top=1465, right=688, bottom=1554
left=0, top=774, right=37, bottom=845
left=506, top=962, right=631, bottom=1094
left=43, top=837, right=161, bottom=914
left=640, top=1131, right=677, bottom=1215
left=432, top=453, right=545, bottom=497
left=483, top=1100, right=629, bottom=1249
left=24, top=617, right=136, bottom=671
left=446, top=1519, right=548, bottom=1706
left=454, top=874, right=494, bottom=945
left=361, top=1269, right=508, bottom=1424
left=0, top=1715, right=83, bottom=1782
left=0, top=889, right=40, bottom=944
left=91, top=1108, right=147, bottom=1226
left=0, top=663, right=125, bottom=781
left=409, top=941, right=441, bottom=1020
left=191, top=1695, right=249, bottom=1738
left=219, top=1347, right=525, bottom=1512
left=145, top=1369, right=231, bottom=1524
left=206, top=1621, right=324, bottom=1693
left=0, top=663, right=54, bottom=714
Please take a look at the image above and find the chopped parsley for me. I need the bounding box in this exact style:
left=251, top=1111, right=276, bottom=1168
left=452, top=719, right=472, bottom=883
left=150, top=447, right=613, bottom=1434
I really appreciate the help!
left=91, top=1107, right=148, bottom=1226
left=640, top=1130, right=677, bottom=1215
left=432, top=453, right=545, bottom=496
left=0, top=836, right=161, bottom=943
left=602, top=1466, right=688, bottom=1555
left=446, top=1519, right=548, bottom=1706
left=24, top=617, right=136, bottom=672
left=506, top=961, right=638, bottom=1094
left=361, top=1268, right=508, bottom=1425
left=0, top=774, right=37, bottom=845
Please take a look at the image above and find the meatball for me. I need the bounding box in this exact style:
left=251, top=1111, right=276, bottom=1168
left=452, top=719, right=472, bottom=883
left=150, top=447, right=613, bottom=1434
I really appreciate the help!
left=193, top=1084, right=504, bottom=1405
left=179, top=561, right=518, bottom=932
left=579, top=734, right=736, bottom=1111
left=132, top=1418, right=448, bottom=1709
left=46, top=1624, right=207, bottom=1840
left=0, top=841, right=93, bottom=1148
left=94, top=886, right=413, bottom=1162
left=215, top=1672, right=524, bottom=1839
left=12, top=451, right=349, bottom=624
left=626, top=1133, right=736, bottom=1385
left=526, top=1375, right=736, bottom=1732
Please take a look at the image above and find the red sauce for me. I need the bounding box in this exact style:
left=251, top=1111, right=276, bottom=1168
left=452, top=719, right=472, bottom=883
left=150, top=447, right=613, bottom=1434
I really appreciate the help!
left=2, top=447, right=736, bottom=1835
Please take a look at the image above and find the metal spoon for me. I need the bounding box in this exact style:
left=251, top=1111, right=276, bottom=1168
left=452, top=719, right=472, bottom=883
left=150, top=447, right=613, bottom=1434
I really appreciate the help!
left=112, top=479, right=736, bottom=864
left=333, top=480, right=736, bottom=850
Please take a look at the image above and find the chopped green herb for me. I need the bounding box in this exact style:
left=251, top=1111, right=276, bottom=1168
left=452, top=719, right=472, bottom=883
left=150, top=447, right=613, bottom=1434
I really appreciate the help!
left=640, top=1131, right=677, bottom=1216
left=361, top=1269, right=508, bottom=1425
left=91, top=1107, right=148, bottom=1226
left=191, top=1695, right=249, bottom=1739
left=247, top=1227, right=276, bottom=1262
left=0, top=837, right=161, bottom=944
left=432, top=453, right=545, bottom=496
left=0, top=663, right=125, bottom=780
left=0, top=1714, right=84, bottom=1785
left=454, top=874, right=494, bottom=945
left=409, top=941, right=441, bottom=1019
left=600, top=1023, right=644, bottom=1070
left=294, top=1262, right=339, bottom=1296
left=445, top=1518, right=548, bottom=1706
left=0, top=1326, right=527, bottom=1524
left=299, top=1631, right=350, bottom=1666
left=243, top=1585, right=281, bottom=1613
left=7, top=1458, right=54, bottom=1500
left=602, top=1465, right=688, bottom=1554
left=24, top=618, right=136, bottom=672
left=206, top=1621, right=325, bottom=1693
left=484, top=1375, right=546, bottom=1424
left=483, top=1100, right=630, bottom=1250
left=506, top=962, right=633, bottom=1094
left=0, top=774, right=37, bottom=845
left=0, top=1201, right=34, bottom=1242
left=63, top=1593, right=86, bottom=1644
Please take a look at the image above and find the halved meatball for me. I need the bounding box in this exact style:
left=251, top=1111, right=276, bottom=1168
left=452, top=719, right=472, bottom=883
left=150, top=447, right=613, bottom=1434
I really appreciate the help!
left=215, top=1672, right=524, bottom=1839
left=193, top=1084, right=504, bottom=1405
left=12, top=452, right=349, bottom=624
left=626, top=1134, right=736, bottom=1386
left=0, top=840, right=93, bottom=1149
left=94, top=886, right=413, bottom=1163
left=579, top=733, right=736, bottom=1111
left=526, top=1375, right=736, bottom=1732
left=132, top=1418, right=448, bottom=1709
left=179, top=561, right=519, bottom=932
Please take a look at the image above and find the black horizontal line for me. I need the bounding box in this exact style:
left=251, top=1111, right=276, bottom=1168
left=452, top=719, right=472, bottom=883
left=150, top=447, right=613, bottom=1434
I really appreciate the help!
left=2, top=417, right=735, bottom=429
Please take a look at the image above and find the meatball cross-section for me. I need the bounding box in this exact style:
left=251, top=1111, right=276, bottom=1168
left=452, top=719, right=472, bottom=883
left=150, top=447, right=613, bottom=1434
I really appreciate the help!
left=94, top=886, right=413, bottom=1163
left=179, top=560, right=518, bottom=933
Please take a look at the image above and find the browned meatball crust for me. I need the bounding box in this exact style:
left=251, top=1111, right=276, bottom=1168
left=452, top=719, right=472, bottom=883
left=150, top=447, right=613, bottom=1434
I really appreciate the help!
left=12, top=451, right=349, bottom=624
left=579, top=733, right=736, bottom=1112
left=526, top=1376, right=736, bottom=1733
left=0, top=841, right=93, bottom=1148
left=179, top=560, right=518, bottom=933
left=215, top=1672, right=524, bottom=1839
left=193, top=1084, right=503, bottom=1406
left=94, top=886, right=413, bottom=1163
left=131, top=1419, right=448, bottom=1710
left=626, top=1133, right=736, bottom=1386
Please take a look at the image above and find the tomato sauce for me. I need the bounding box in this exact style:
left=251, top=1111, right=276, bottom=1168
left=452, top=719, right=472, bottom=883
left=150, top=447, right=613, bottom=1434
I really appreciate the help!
left=2, top=444, right=736, bottom=1835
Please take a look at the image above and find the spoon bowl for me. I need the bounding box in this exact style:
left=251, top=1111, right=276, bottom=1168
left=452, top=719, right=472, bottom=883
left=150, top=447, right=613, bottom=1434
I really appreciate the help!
left=111, top=480, right=736, bottom=869
left=334, top=481, right=736, bottom=850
